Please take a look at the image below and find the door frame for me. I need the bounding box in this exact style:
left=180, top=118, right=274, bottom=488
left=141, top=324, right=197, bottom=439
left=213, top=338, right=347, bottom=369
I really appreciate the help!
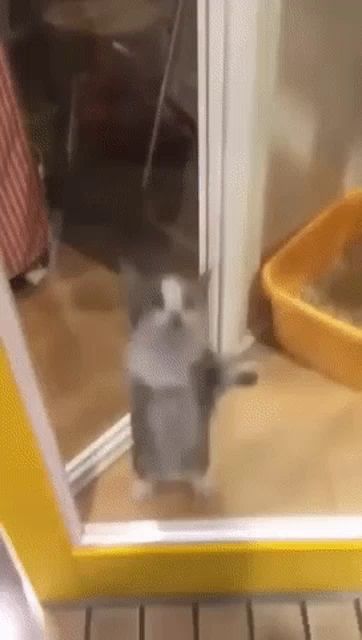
left=3, top=335, right=362, bottom=602
left=2, top=0, right=362, bottom=602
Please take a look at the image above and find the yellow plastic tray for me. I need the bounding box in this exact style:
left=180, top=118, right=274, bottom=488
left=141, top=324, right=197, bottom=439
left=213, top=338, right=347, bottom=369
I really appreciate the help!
left=262, top=191, right=362, bottom=390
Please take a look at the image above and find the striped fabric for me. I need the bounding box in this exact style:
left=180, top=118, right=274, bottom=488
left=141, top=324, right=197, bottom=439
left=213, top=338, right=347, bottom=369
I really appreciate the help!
left=0, top=45, right=48, bottom=280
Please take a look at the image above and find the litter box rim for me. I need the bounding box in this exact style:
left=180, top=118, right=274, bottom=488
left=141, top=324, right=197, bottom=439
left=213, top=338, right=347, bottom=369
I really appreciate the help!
left=262, top=190, right=362, bottom=343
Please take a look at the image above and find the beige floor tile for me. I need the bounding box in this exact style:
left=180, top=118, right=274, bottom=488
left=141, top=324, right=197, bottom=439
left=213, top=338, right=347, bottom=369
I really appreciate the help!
left=91, top=606, right=139, bottom=640
left=199, top=603, right=248, bottom=640
left=145, top=605, right=193, bottom=640
left=76, top=344, right=362, bottom=521
left=15, top=243, right=129, bottom=462
left=306, top=601, right=360, bottom=640
left=252, top=601, right=305, bottom=640
left=45, top=609, right=86, bottom=640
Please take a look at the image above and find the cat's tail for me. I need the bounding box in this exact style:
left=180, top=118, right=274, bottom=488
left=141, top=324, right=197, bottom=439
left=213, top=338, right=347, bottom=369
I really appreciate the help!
left=220, top=355, right=258, bottom=388
left=24, top=209, right=63, bottom=286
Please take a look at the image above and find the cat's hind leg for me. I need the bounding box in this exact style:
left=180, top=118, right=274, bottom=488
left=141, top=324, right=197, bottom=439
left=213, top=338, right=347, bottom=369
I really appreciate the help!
left=190, top=472, right=214, bottom=498
left=131, top=478, right=154, bottom=502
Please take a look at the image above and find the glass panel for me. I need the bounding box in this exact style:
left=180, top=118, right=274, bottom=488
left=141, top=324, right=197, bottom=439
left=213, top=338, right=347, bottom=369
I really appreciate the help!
left=5, top=0, right=198, bottom=477
left=6, top=0, right=362, bottom=530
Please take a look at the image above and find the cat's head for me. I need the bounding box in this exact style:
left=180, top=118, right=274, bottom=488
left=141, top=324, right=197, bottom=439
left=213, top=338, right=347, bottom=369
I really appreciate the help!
left=125, top=269, right=210, bottom=340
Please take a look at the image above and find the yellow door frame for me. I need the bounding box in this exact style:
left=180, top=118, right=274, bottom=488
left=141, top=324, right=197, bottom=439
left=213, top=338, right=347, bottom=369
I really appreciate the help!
left=3, top=0, right=362, bottom=604
left=2, top=344, right=362, bottom=603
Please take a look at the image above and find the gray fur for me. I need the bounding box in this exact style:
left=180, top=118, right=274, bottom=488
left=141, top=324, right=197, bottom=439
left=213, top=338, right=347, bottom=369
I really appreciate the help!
left=130, top=348, right=220, bottom=481
left=125, top=270, right=256, bottom=483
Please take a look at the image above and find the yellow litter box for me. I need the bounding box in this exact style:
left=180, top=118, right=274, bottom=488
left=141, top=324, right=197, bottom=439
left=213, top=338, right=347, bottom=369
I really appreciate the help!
left=262, top=191, right=362, bottom=390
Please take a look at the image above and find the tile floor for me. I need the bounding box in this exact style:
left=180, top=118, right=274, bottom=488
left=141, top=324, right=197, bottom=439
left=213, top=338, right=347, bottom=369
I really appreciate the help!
left=45, top=597, right=362, bottom=639
left=15, top=239, right=130, bottom=462
left=76, top=343, right=362, bottom=521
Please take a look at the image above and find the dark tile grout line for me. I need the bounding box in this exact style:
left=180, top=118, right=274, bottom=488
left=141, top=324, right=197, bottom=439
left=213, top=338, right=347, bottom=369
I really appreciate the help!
left=139, top=604, right=145, bottom=640
left=301, top=601, right=312, bottom=640
left=246, top=600, right=254, bottom=640
left=84, top=607, right=92, bottom=640
left=192, top=602, right=199, bottom=640
left=353, top=598, right=362, bottom=635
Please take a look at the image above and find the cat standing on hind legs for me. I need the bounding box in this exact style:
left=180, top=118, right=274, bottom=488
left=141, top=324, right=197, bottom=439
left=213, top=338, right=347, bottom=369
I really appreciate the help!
left=125, top=268, right=257, bottom=500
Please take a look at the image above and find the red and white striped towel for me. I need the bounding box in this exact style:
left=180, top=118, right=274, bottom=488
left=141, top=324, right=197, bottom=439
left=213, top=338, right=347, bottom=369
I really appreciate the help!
left=0, top=45, right=48, bottom=280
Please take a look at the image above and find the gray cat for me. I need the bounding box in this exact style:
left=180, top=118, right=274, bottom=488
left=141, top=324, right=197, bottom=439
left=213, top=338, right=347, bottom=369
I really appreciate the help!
left=125, top=269, right=257, bottom=499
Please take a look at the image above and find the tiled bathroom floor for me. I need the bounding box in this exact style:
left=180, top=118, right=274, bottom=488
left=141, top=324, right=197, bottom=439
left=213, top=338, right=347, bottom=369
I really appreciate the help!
left=76, top=343, right=362, bottom=521
left=15, top=239, right=130, bottom=462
